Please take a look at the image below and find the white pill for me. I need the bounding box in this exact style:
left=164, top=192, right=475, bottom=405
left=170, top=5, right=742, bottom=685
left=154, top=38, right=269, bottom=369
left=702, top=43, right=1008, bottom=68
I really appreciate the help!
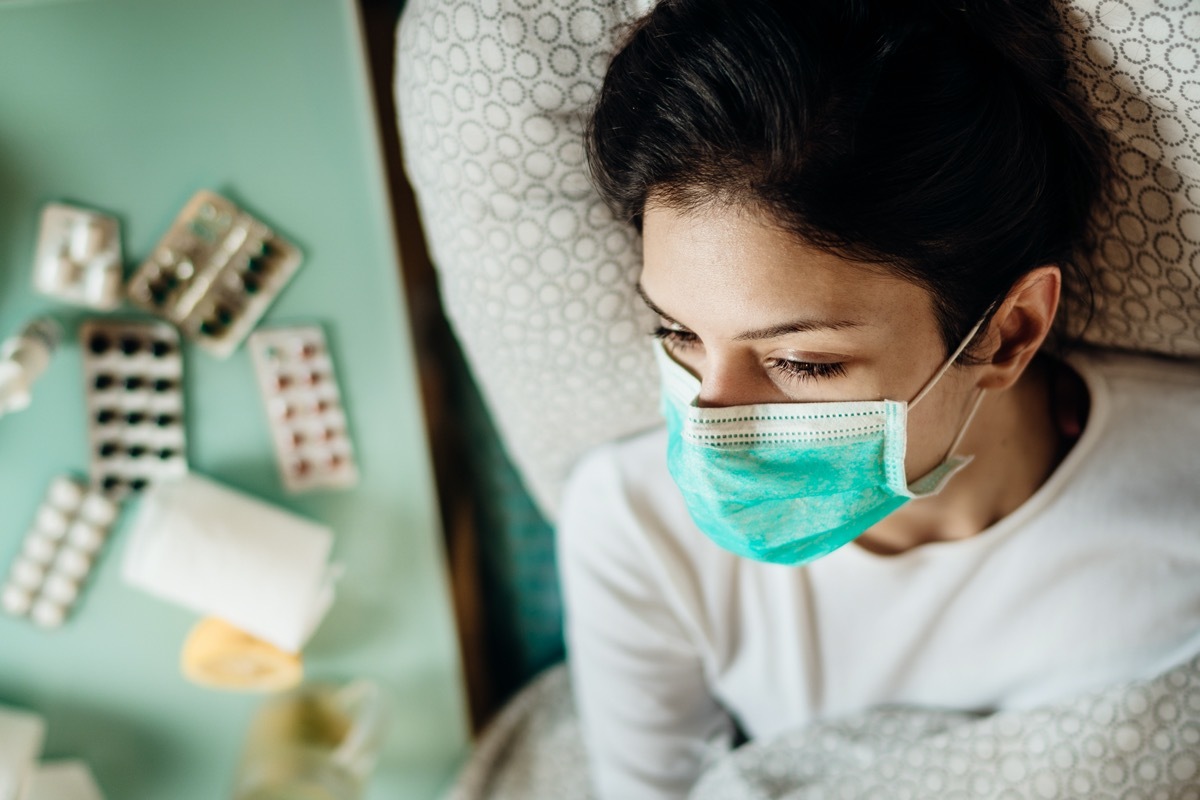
left=1, top=584, right=32, bottom=616
left=36, top=506, right=69, bottom=537
left=79, top=493, right=118, bottom=527
left=9, top=558, right=45, bottom=590
left=85, top=262, right=121, bottom=307
left=23, top=533, right=58, bottom=564
left=67, top=521, right=105, bottom=553
left=45, top=254, right=74, bottom=289
left=54, top=548, right=92, bottom=580
left=48, top=477, right=84, bottom=509
left=30, top=599, right=65, bottom=628
left=42, top=573, right=78, bottom=605
left=70, top=218, right=104, bottom=260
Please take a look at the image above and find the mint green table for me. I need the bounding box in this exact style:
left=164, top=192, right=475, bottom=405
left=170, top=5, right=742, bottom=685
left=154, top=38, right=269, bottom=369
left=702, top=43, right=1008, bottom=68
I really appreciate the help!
left=0, top=0, right=469, bottom=797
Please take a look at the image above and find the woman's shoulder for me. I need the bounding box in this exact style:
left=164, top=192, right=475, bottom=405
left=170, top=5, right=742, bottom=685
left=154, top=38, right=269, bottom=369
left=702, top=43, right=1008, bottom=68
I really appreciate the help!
left=1046, top=347, right=1200, bottom=519
left=558, top=425, right=716, bottom=569
left=560, top=425, right=678, bottom=536
left=1068, top=346, right=1200, bottom=394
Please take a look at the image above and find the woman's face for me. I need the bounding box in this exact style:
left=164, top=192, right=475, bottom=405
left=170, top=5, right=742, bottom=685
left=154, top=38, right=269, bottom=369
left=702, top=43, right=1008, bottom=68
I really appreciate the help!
left=640, top=202, right=987, bottom=483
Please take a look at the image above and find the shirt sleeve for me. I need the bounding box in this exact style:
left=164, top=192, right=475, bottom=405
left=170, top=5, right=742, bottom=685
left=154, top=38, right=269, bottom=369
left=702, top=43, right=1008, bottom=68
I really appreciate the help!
left=558, top=444, right=734, bottom=800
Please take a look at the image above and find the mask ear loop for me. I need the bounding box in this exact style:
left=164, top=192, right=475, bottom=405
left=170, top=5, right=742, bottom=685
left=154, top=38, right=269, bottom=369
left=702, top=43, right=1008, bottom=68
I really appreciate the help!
left=909, top=305, right=996, bottom=409
left=909, top=303, right=998, bottom=462
left=943, top=387, right=987, bottom=457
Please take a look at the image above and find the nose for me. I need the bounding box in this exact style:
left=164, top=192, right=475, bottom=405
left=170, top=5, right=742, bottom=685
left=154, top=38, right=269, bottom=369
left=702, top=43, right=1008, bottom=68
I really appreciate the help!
left=695, top=355, right=777, bottom=408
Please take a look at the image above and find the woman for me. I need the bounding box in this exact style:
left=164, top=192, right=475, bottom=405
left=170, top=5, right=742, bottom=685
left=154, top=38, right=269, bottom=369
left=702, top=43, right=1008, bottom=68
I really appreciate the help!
left=557, top=1, right=1200, bottom=797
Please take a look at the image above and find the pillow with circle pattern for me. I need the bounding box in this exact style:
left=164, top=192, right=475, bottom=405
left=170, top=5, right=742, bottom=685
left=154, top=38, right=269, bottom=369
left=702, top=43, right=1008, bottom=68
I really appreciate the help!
left=395, top=0, right=1200, bottom=521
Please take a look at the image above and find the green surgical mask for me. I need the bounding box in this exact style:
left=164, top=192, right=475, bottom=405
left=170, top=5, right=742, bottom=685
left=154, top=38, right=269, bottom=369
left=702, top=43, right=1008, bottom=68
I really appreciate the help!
left=655, top=315, right=989, bottom=566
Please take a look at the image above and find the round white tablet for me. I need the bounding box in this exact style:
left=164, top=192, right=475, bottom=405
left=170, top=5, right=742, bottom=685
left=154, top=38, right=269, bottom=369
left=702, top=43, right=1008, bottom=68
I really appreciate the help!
left=9, top=558, right=45, bottom=590
left=54, top=548, right=92, bottom=580
left=35, top=505, right=69, bottom=538
left=67, top=521, right=105, bottom=553
left=47, top=476, right=84, bottom=509
left=79, top=493, right=118, bottom=527
left=22, top=533, right=57, bottom=564
left=30, top=599, right=65, bottom=628
left=42, top=573, right=79, bottom=605
left=1, top=584, right=32, bottom=616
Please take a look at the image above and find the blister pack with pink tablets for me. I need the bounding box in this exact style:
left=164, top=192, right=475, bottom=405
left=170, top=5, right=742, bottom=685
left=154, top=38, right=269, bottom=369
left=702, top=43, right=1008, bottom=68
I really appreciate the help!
left=1, top=475, right=119, bottom=628
left=126, top=190, right=303, bottom=358
left=248, top=326, right=358, bottom=493
left=80, top=319, right=187, bottom=500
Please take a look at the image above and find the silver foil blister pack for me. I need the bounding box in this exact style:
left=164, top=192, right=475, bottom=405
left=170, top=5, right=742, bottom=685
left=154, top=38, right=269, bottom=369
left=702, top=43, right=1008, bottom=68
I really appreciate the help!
left=248, top=325, right=358, bottom=493
left=126, top=190, right=302, bottom=358
left=80, top=319, right=187, bottom=499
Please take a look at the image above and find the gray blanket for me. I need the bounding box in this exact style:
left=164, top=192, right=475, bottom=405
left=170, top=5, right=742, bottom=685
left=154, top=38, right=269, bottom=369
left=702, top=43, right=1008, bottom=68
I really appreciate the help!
left=447, top=651, right=1200, bottom=799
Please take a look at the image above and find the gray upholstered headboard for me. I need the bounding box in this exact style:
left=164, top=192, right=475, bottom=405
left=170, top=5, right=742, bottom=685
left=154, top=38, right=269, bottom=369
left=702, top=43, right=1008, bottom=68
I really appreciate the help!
left=396, top=0, right=1200, bottom=520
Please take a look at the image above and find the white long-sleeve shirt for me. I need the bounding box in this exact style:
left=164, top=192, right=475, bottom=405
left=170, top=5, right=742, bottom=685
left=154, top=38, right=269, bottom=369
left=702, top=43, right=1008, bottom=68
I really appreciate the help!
left=558, top=348, right=1200, bottom=800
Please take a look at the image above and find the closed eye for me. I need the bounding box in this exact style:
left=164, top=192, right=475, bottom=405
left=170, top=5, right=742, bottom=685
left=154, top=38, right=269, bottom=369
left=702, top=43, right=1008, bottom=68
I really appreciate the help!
left=767, top=358, right=847, bottom=383
left=652, top=325, right=700, bottom=350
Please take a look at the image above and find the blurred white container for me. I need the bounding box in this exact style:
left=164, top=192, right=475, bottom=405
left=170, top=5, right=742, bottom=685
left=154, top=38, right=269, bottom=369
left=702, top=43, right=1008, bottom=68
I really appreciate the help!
left=121, top=473, right=339, bottom=653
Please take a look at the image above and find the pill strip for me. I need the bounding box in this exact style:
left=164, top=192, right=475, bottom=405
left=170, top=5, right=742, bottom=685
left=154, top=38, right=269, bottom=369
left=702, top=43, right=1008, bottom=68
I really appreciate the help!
left=1, top=475, right=119, bottom=628
left=32, top=203, right=124, bottom=310
left=126, top=190, right=303, bottom=359
left=80, top=319, right=187, bottom=500
left=248, top=326, right=358, bottom=492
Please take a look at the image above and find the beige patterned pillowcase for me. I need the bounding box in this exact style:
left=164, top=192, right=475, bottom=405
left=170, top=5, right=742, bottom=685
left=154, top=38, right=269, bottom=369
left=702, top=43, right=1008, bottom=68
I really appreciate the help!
left=396, top=0, right=1200, bottom=519
left=1060, top=0, right=1200, bottom=356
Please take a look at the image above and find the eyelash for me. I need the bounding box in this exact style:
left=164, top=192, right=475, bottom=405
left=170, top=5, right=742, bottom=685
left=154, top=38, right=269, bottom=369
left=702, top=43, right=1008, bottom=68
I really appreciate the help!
left=652, top=327, right=848, bottom=383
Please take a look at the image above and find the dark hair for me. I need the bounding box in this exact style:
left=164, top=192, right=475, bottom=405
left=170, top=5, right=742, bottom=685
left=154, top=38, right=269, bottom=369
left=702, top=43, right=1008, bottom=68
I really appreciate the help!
left=586, top=0, right=1112, bottom=357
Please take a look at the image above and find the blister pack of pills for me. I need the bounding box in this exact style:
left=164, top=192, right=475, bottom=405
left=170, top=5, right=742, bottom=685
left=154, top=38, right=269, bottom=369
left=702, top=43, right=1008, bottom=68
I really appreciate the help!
left=32, top=203, right=124, bottom=310
left=126, top=190, right=303, bottom=358
left=80, top=320, right=187, bottom=499
left=1, top=475, right=119, bottom=628
left=248, top=326, right=358, bottom=492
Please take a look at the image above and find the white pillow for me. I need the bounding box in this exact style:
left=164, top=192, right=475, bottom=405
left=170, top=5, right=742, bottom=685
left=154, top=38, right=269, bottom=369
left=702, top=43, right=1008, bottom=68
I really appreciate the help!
left=395, top=0, right=1200, bottom=520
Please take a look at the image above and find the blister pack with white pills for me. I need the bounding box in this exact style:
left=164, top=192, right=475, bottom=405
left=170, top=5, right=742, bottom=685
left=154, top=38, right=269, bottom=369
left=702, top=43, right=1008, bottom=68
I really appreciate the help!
left=80, top=320, right=187, bottom=500
left=1, top=475, right=119, bottom=628
left=248, top=326, right=358, bottom=492
left=126, top=190, right=303, bottom=358
left=32, top=203, right=124, bottom=310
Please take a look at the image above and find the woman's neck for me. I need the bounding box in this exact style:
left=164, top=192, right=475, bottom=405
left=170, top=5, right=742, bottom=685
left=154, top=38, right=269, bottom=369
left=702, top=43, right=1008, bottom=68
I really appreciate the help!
left=854, top=355, right=1082, bottom=557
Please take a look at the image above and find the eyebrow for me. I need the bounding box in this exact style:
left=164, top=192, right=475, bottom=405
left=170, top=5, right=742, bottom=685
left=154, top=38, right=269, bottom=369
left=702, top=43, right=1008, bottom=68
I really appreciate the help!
left=636, top=282, right=865, bottom=341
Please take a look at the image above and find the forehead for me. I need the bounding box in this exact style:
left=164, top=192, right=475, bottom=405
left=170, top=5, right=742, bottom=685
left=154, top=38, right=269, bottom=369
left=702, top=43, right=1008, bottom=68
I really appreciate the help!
left=639, top=204, right=935, bottom=338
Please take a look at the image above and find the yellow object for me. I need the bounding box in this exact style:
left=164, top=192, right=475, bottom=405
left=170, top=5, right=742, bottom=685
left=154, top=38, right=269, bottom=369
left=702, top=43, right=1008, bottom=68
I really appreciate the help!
left=181, top=617, right=303, bottom=692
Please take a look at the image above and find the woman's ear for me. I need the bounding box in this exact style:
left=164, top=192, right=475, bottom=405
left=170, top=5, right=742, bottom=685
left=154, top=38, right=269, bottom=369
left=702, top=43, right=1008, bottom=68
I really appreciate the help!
left=976, top=265, right=1061, bottom=391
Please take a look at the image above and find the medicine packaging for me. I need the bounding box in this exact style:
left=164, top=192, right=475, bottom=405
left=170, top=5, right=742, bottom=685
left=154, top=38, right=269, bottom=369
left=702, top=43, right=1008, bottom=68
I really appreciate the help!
left=248, top=326, right=358, bottom=492
left=126, top=190, right=302, bottom=358
left=122, top=472, right=337, bottom=654
left=0, top=705, right=45, bottom=800
left=80, top=319, right=187, bottom=500
left=31, top=204, right=123, bottom=310
left=17, top=761, right=106, bottom=800
left=1, top=475, right=119, bottom=628
left=0, top=319, right=61, bottom=418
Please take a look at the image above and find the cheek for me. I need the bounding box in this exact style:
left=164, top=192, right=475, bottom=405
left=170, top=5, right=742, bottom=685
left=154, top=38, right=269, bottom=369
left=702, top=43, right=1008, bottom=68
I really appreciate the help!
left=903, top=410, right=944, bottom=481
left=901, top=377, right=975, bottom=480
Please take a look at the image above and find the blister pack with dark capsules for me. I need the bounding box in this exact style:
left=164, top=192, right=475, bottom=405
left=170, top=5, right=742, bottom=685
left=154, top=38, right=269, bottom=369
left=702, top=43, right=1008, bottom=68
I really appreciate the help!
left=80, top=319, right=187, bottom=500
left=126, top=190, right=302, bottom=358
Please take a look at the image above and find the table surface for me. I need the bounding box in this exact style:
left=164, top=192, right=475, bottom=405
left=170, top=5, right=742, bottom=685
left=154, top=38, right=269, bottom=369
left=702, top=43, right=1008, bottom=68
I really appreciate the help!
left=0, top=0, right=470, bottom=797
